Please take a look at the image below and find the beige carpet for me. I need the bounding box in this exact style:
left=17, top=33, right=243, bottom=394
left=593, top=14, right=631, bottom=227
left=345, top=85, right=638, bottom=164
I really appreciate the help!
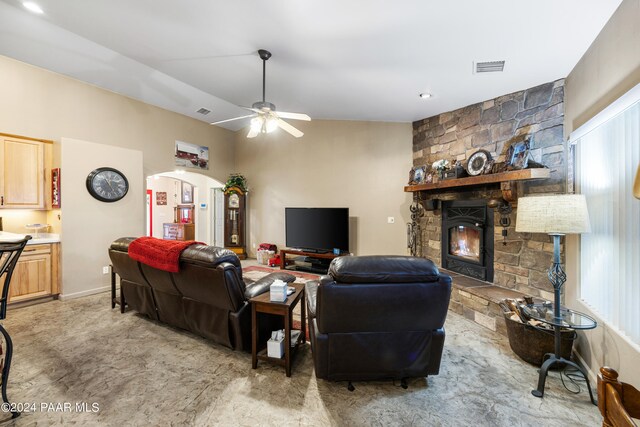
left=0, top=289, right=601, bottom=426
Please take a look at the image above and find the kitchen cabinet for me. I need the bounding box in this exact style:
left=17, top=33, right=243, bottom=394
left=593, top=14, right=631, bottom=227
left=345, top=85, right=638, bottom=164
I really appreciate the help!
left=8, top=243, right=60, bottom=303
left=0, top=133, right=49, bottom=209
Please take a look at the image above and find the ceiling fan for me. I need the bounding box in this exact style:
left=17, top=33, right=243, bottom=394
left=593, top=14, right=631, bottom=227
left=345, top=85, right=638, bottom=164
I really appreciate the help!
left=211, top=49, right=311, bottom=138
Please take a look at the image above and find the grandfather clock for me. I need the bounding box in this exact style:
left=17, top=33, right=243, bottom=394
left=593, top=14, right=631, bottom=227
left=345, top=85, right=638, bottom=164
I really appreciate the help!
left=224, top=186, right=247, bottom=259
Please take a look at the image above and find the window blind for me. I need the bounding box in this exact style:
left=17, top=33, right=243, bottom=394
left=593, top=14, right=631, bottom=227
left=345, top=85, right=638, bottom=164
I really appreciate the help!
left=572, top=84, right=640, bottom=345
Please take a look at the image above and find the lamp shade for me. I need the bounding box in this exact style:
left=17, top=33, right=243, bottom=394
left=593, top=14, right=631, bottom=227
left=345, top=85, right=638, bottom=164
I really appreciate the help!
left=634, top=163, right=640, bottom=199
left=515, top=194, right=591, bottom=234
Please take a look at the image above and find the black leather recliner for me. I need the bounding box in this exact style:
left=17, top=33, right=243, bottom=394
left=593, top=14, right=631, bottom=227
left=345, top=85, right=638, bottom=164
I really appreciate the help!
left=305, top=255, right=452, bottom=382
left=109, top=237, right=294, bottom=351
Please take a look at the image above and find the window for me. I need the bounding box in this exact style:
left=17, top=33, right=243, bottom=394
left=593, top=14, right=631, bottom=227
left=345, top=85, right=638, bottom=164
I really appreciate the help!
left=572, top=83, right=640, bottom=345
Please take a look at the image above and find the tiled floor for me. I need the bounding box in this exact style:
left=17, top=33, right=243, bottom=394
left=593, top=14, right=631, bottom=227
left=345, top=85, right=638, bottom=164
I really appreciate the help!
left=0, top=286, right=601, bottom=426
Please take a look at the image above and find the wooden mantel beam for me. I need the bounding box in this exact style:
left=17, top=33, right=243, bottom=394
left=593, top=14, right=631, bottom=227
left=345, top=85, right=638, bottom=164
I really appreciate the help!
left=404, top=169, right=551, bottom=202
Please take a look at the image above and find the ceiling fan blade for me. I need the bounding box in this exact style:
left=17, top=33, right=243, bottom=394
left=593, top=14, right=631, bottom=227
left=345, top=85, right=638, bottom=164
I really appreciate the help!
left=210, top=114, right=256, bottom=125
left=276, top=118, right=304, bottom=138
left=247, top=127, right=260, bottom=138
left=274, top=111, right=311, bottom=121
left=241, top=106, right=263, bottom=114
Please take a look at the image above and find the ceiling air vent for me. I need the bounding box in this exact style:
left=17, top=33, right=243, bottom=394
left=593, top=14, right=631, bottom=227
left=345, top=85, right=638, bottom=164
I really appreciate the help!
left=474, top=61, right=505, bottom=73
left=196, top=107, right=211, bottom=115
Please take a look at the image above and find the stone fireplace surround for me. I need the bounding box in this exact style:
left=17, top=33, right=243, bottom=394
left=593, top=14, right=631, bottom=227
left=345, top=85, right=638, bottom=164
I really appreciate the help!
left=418, top=187, right=565, bottom=335
left=411, top=79, right=566, bottom=334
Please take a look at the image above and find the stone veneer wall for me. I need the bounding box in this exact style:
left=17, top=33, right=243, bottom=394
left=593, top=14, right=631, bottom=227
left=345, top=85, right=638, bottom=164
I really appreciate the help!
left=412, top=79, right=566, bottom=300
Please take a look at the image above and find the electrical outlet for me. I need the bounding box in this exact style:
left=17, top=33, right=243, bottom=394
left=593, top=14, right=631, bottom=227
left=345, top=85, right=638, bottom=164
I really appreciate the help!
left=102, top=266, right=110, bottom=275
left=387, top=217, right=395, bottom=224
left=252, top=243, right=256, bottom=249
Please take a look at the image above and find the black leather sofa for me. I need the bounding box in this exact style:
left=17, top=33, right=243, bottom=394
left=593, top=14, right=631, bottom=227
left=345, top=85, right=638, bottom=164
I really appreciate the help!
left=108, top=237, right=294, bottom=351
left=305, top=255, right=452, bottom=382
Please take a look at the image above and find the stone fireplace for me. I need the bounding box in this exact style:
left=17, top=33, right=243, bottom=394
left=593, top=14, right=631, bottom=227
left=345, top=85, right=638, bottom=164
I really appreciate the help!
left=411, top=79, right=567, bottom=301
left=441, top=200, right=494, bottom=282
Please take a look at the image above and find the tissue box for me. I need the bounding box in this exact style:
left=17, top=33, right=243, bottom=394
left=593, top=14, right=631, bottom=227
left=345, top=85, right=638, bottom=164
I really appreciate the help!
left=267, top=335, right=285, bottom=358
left=270, top=281, right=288, bottom=302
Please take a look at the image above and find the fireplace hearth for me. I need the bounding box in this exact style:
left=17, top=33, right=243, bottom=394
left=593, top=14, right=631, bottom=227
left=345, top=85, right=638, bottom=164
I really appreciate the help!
left=441, top=200, right=494, bottom=282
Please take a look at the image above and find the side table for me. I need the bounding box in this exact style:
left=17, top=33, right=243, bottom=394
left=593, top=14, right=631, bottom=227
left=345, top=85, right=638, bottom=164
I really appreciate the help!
left=110, top=266, right=126, bottom=313
left=522, top=303, right=597, bottom=404
left=251, top=283, right=306, bottom=377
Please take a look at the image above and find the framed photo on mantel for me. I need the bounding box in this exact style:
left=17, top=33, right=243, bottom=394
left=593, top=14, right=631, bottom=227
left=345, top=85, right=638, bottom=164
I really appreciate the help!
left=408, top=165, right=427, bottom=185
left=506, top=140, right=530, bottom=170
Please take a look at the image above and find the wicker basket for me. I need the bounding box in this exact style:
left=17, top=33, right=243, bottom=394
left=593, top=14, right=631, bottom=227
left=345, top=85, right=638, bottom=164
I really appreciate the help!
left=504, top=313, right=576, bottom=366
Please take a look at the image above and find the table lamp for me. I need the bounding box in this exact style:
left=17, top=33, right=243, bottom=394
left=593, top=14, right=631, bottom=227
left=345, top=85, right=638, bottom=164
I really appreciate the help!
left=516, top=194, right=595, bottom=402
left=515, top=194, right=591, bottom=323
left=634, top=163, right=639, bottom=199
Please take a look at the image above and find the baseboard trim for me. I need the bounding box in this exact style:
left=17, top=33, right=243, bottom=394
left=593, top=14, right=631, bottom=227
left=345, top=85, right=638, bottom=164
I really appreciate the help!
left=573, top=350, right=597, bottom=385
left=59, top=285, right=110, bottom=301
left=7, top=295, right=57, bottom=310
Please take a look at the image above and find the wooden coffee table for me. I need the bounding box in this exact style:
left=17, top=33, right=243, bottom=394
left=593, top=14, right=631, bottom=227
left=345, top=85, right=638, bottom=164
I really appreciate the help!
left=250, top=283, right=306, bottom=377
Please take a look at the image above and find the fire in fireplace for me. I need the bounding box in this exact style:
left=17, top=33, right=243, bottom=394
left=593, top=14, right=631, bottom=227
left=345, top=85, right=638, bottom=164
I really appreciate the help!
left=449, top=226, right=481, bottom=262
left=441, top=200, right=494, bottom=281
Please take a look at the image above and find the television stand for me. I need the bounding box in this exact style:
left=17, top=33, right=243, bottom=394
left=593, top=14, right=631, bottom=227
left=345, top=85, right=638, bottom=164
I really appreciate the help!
left=280, top=249, right=347, bottom=274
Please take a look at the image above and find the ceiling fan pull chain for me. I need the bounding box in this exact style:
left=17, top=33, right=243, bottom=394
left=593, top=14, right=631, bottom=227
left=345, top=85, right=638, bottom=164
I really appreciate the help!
left=262, top=57, right=266, bottom=103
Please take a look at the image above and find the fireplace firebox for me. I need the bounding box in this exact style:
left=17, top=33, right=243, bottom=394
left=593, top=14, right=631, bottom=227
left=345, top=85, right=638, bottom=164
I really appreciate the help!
left=441, top=200, right=494, bottom=281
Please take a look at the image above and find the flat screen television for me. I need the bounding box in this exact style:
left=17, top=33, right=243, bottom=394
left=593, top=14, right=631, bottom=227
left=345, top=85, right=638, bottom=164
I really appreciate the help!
left=285, top=207, right=349, bottom=253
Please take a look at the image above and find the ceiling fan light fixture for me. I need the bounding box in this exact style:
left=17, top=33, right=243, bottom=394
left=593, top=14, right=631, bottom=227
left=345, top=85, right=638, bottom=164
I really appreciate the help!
left=250, top=116, right=263, bottom=133
left=249, top=115, right=277, bottom=135
left=219, top=49, right=309, bottom=139
left=265, top=117, right=278, bottom=133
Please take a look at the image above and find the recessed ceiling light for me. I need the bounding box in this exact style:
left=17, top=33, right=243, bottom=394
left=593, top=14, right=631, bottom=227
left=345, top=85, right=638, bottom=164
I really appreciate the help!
left=22, top=1, right=44, bottom=14
left=419, top=93, right=432, bottom=99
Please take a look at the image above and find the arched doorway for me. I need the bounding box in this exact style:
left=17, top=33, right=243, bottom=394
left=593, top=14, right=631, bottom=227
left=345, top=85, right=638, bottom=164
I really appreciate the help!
left=146, top=171, right=224, bottom=245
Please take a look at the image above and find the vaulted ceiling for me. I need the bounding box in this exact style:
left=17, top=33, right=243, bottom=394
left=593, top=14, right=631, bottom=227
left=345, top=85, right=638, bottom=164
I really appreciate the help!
left=0, top=0, right=622, bottom=130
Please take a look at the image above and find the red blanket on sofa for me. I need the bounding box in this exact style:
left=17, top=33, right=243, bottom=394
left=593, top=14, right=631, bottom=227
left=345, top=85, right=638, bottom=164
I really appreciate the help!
left=128, top=237, right=202, bottom=273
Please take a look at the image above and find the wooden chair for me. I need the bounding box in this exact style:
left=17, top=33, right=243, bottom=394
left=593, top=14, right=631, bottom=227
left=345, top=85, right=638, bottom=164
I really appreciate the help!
left=598, top=367, right=640, bottom=427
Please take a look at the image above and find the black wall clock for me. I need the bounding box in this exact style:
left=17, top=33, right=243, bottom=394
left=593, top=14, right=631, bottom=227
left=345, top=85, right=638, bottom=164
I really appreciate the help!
left=86, top=167, right=129, bottom=202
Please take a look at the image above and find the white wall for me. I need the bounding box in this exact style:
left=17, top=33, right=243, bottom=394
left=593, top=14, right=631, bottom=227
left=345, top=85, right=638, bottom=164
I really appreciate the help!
left=60, top=138, right=143, bottom=298
left=0, top=54, right=237, bottom=298
left=146, top=176, right=181, bottom=238
left=0, top=54, right=236, bottom=184
left=148, top=171, right=224, bottom=244
left=236, top=119, right=413, bottom=257
left=565, top=0, right=640, bottom=385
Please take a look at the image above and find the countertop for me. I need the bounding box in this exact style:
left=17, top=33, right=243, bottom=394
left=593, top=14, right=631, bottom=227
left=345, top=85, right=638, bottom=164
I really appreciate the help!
left=0, top=231, right=61, bottom=245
